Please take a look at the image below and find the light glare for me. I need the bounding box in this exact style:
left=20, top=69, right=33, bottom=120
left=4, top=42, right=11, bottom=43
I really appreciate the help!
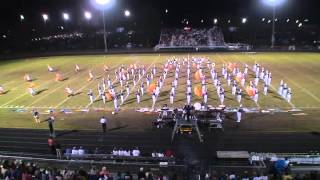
left=95, top=0, right=111, bottom=5
left=213, top=18, right=218, bottom=24
left=84, top=11, right=92, bottom=20
left=63, top=13, right=69, bottom=21
left=262, top=0, right=286, bottom=7
left=124, top=10, right=130, bottom=17
left=242, top=18, right=247, bottom=24
left=42, top=14, right=49, bottom=21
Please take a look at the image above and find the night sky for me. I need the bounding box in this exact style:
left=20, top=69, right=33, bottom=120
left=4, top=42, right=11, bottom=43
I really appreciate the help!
left=0, top=0, right=319, bottom=32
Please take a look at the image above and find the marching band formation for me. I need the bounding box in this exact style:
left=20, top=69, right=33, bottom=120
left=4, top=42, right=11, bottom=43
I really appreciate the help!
left=0, top=57, right=293, bottom=113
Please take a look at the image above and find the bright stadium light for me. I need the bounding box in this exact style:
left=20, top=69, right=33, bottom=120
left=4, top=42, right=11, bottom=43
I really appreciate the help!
left=295, top=20, right=299, bottom=24
left=262, top=18, right=265, bottom=22
left=298, top=23, right=302, bottom=28
left=262, top=0, right=286, bottom=49
left=84, top=11, right=92, bottom=20
left=165, top=9, right=168, bottom=13
left=96, top=0, right=111, bottom=5
left=20, top=14, right=25, bottom=21
left=227, top=19, right=231, bottom=24
left=242, top=18, right=247, bottom=24
left=286, top=18, right=290, bottom=23
left=268, top=19, right=271, bottom=23
left=213, top=18, right=218, bottom=25
left=262, top=0, right=286, bottom=7
left=124, top=10, right=130, bottom=17
left=62, top=13, right=70, bottom=21
left=42, top=14, right=49, bottom=22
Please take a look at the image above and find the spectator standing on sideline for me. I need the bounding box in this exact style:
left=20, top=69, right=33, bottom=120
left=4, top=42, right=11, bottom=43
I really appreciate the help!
left=55, top=143, right=62, bottom=159
left=48, top=115, right=55, bottom=137
left=100, top=116, right=107, bottom=133
left=32, top=109, right=40, bottom=123
left=48, top=136, right=56, bottom=155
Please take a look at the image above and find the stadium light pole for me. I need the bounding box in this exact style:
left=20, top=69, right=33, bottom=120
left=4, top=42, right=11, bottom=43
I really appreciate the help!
left=263, top=0, right=286, bottom=49
left=93, top=0, right=112, bottom=53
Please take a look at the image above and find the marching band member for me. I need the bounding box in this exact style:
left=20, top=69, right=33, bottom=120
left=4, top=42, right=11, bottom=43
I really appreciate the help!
left=87, top=89, right=94, bottom=104
left=0, top=85, right=5, bottom=94
left=136, top=90, right=141, bottom=104
left=47, top=64, right=54, bottom=72
left=236, top=88, right=242, bottom=103
left=169, top=91, right=174, bottom=104
left=75, top=64, right=80, bottom=72
left=65, top=87, right=74, bottom=97
left=263, top=83, right=268, bottom=95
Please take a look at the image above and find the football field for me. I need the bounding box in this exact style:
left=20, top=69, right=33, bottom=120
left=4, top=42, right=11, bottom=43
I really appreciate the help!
left=0, top=52, right=319, bottom=130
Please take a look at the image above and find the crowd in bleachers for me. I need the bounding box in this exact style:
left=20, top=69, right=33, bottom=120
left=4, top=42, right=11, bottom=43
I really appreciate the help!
left=1, top=158, right=320, bottom=179
left=0, top=159, right=174, bottom=180
left=158, top=27, right=225, bottom=47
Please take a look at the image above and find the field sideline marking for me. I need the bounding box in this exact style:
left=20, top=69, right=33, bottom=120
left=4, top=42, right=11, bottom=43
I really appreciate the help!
left=247, top=54, right=320, bottom=104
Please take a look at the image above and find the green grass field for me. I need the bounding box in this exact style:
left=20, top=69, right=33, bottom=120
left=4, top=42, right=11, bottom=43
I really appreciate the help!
left=0, top=52, right=319, bottom=130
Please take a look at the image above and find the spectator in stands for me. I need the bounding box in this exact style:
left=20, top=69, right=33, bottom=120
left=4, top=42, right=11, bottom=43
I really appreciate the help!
left=78, top=146, right=85, bottom=155
left=94, top=147, right=101, bottom=154
left=138, top=167, right=146, bottom=180
left=88, top=166, right=99, bottom=180
left=99, top=166, right=109, bottom=179
left=71, top=147, right=78, bottom=155
left=165, top=149, right=174, bottom=157
left=132, top=147, right=140, bottom=157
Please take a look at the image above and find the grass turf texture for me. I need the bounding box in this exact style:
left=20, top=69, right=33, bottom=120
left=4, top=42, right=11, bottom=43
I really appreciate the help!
left=0, top=52, right=319, bottom=130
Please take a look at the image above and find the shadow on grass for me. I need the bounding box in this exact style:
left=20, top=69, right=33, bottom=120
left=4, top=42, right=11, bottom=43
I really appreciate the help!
left=1, top=90, right=10, bottom=95
left=108, top=125, right=128, bottom=132
left=37, top=88, right=49, bottom=95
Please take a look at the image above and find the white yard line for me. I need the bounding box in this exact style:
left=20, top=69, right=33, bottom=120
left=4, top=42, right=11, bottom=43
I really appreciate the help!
left=217, top=54, right=261, bottom=108
left=55, top=63, right=120, bottom=109
left=26, top=70, right=85, bottom=107
left=2, top=81, right=15, bottom=86
left=0, top=69, right=75, bottom=107
left=84, top=61, right=139, bottom=109
left=246, top=54, right=320, bottom=104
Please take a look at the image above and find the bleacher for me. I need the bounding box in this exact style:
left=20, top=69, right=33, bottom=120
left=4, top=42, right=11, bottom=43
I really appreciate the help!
left=156, top=27, right=226, bottom=50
